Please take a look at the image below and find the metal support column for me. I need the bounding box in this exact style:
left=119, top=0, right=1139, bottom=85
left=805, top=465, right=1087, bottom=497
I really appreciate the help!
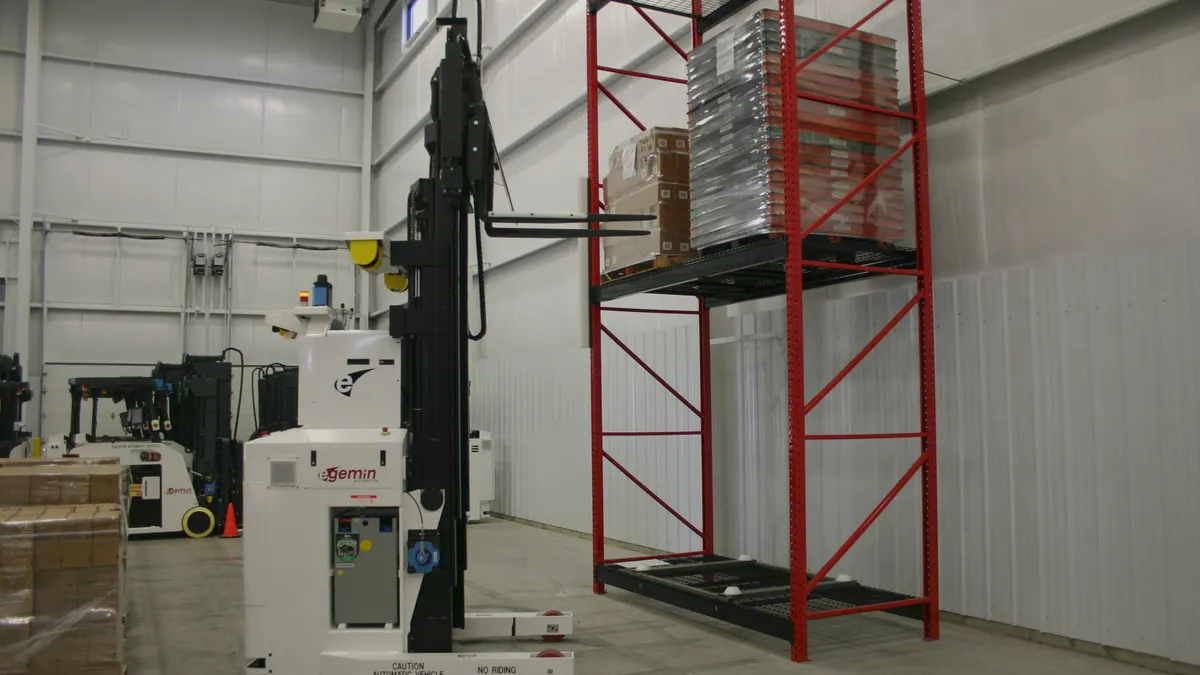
left=358, top=12, right=377, bottom=328
left=586, top=4, right=607, bottom=594
left=775, top=0, right=811, bottom=662
left=907, top=0, right=939, bottom=643
left=15, top=0, right=43, bottom=369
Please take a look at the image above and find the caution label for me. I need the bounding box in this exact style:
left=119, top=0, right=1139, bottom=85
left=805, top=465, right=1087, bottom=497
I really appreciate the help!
left=372, top=663, right=444, bottom=675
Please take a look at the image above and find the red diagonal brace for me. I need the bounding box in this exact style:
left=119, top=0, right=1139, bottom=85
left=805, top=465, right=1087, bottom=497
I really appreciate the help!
left=603, top=451, right=703, bottom=538
left=800, top=136, right=917, bottom=240
left=598, top=83, right=646, bottom=131
left=601, top=324, right=700, bottom=417
left=796, top=0, right=897, bottom=74
left=801, top=259, right=923, bottom=277
left=633, top=5, right=688, bottom=60
left=805, top=451, right=929, bottom=595
left=805, top=291, right=922, bottom=415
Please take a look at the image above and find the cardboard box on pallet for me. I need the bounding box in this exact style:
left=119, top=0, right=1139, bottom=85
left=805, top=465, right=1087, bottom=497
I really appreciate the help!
left=0, top=457, right=121, bottom=469
left=602, top=127, right=696, bottom=274
left=0, top=505, right=125, bottom=675
left=0, top=465, right=127, bottom=507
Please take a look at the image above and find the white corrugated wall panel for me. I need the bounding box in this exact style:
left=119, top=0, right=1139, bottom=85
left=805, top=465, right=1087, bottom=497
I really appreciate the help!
left=717, top=244, right=1200, bottom=665
left=470, top=350, right=591, bottom=534
left=38, top=61, right=361, bottom=163
left=0, top=139, right=17, bottom=216
left=0, top=0, right=24, bottom=50
left=33, top=146, right=359, bottom=234
left=0, top=53, right=21, bottom=130
left=42, top=0, right=362, bottom=91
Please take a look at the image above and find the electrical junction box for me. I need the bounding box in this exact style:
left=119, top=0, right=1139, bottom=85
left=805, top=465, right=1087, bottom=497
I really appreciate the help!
left=468, top=431, right=494, bottom=522
left=331, top=508, right=400, bottom=626
left=313, top=0, right=363, bottom=33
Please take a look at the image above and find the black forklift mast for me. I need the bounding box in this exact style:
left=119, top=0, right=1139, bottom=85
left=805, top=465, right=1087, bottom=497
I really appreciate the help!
left=65, top=377, right=166, bottom=448
left=152, top=355, right=241, bottom=531
left=0, top=353, right=32, bottom=458
left=394, top=18, right=650, bottom=654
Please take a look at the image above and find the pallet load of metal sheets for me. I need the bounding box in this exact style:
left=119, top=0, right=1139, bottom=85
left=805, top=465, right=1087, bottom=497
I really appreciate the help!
left=687, top=10, right=906, bottom=251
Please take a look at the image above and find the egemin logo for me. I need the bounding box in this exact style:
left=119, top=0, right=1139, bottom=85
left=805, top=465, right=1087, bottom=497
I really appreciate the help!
left=334, top=368, right=374, bottom=397
left=318, top=466, right=378, bottom=483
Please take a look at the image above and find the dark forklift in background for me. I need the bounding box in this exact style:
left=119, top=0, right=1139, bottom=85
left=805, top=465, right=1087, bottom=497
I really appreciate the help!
left=152, top=354, right=242, bottom=535
left=0, top=353, right=33, bottom=458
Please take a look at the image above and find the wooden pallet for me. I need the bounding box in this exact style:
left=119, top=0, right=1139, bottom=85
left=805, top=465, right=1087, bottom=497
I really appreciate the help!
left=697, top=233, right=782, bottom=256
left=602, top=254, right=691, bottom=281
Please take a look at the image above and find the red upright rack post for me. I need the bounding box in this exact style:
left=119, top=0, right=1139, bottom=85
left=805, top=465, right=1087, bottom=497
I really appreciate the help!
left=777, top=0, right=809, bottom=661
left=587, top=1, right=711, bottom=592
left=907, top=0, right=941, bottom=643
left=586, top=6, right=606, bottom=596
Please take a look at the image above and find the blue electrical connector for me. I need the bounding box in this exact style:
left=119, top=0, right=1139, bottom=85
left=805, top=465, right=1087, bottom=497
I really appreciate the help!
left=407, top=542, right=440, bottom=574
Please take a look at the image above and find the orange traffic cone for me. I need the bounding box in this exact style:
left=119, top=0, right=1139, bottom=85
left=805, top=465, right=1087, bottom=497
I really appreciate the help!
left=222, top=502, right=241, bottom=538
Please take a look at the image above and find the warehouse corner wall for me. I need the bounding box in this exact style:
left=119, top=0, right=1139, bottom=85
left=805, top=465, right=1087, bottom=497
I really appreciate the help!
left=0, top=0, right=367, bottom=439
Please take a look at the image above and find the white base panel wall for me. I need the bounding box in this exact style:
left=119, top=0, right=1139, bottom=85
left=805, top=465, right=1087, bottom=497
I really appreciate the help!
left=470, top=323, right=702, bottom=554
left=715, top=244, right=1200, bottom=666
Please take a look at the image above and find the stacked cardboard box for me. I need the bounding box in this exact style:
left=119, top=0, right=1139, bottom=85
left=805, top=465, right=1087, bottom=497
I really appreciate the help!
left=0, top=465, right=127, bottom=507
left=687, top=10, right=906, bottom=250
left=0, top=457, right=121, bottom=469
left=602, top=127, right=696, bottom=274
left=0, top=458, right=127, bottom=675
left=0, top=505, right=125, bottom=675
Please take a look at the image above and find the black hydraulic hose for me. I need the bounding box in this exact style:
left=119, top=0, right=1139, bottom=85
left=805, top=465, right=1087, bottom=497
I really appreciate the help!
left=249, top=366, right=263, bottom=432
left=468, top=211, right=487, bottom=342
left=222, top=347, right=246, bottom=439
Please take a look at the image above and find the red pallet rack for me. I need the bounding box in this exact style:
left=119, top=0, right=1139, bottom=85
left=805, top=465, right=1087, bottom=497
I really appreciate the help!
left=586, top=0, right=937, bottom=663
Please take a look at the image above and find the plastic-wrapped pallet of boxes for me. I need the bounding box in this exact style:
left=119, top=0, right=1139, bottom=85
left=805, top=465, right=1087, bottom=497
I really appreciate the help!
left=687, top=10, right=905, bottom=250
left=602, top=127, right=696, bottom=275
left=0, top=461, right=127, bottom=675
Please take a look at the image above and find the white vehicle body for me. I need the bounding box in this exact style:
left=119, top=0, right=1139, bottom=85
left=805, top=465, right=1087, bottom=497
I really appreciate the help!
left=70, top=439, right=210, bottom=537
left=243, top=307, right=572, bottom=675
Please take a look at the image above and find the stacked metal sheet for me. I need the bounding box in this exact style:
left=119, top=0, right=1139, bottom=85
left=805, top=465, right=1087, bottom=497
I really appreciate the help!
left=688, top=10, right=906, bottom=250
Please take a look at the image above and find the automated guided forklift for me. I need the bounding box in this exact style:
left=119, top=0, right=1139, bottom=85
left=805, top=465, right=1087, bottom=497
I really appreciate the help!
left=65, top=353, right=242, bottom=537
left=240, top=12, right=649, bottom=674
left=152, top=354, right=242, bottom=533
left=65, top=376, right=215, bottom=536
left=0, top=353, right=33, bottom=459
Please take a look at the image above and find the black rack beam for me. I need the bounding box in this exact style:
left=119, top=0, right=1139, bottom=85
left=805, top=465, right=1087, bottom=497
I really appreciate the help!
left=589, top=0, right=758, bottom=34
left=595, top=555, right=922, bottom=642
left=592, top=235, right=918, bottom=307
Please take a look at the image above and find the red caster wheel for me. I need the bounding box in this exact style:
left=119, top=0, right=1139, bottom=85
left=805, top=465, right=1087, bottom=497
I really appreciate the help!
left=540, top=610, right=565, bottom=643
left=536, top=649, right=564, bottom=658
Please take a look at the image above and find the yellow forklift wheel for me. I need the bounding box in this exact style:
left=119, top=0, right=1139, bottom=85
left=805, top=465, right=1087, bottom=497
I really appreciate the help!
left=182, top=506, right=216, bottom=538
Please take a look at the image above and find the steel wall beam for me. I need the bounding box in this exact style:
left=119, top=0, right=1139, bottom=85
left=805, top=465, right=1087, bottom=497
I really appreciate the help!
left=358, top=11, right=376, bottom=327
left=0, top=47, right=362, bottom=97
left=15, top=0, right=43, bottom=371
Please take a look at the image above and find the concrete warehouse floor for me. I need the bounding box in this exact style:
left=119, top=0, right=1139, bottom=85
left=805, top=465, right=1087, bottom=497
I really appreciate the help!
left=125, top=519, right=1159, bottom=675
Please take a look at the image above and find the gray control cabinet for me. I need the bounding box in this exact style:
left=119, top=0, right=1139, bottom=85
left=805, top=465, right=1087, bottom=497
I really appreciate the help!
left=331, top=510, right=400, bottom=625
